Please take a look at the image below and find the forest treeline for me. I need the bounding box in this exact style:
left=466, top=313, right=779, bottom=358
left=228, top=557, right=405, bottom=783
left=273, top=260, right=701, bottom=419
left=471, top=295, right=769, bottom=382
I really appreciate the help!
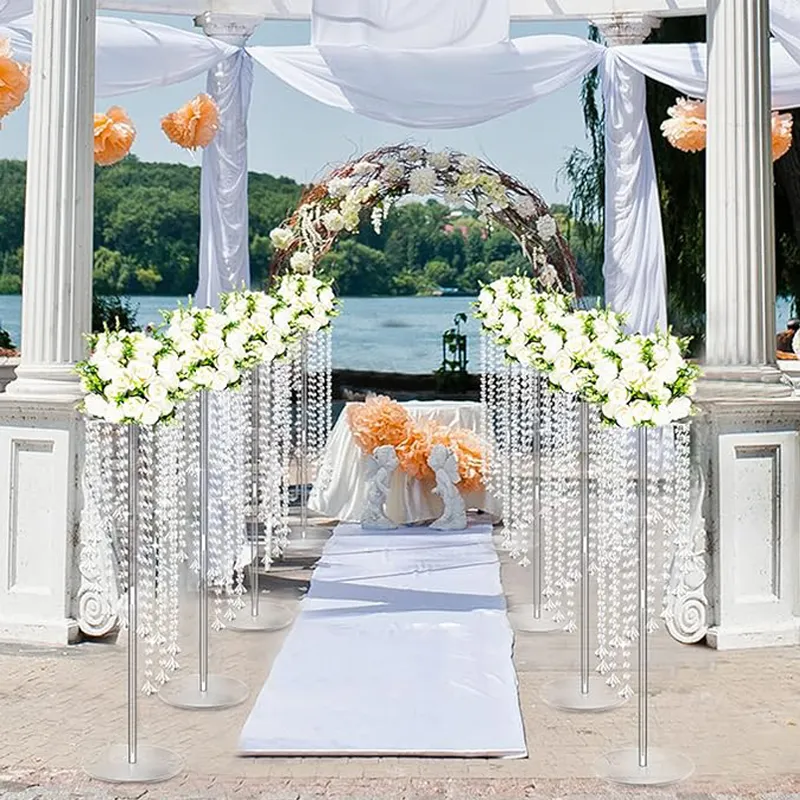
left=0, top=157, right=603, bottom=299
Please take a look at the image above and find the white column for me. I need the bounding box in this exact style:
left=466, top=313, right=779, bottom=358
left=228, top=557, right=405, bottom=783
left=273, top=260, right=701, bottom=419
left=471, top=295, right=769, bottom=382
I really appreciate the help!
left=705, top=0, right=776, bottom=377
left=0, top=0, right=96, bottom=644
left=194, top=12, right=261, bottom=307
left=5, top=0, right=96, bottom=400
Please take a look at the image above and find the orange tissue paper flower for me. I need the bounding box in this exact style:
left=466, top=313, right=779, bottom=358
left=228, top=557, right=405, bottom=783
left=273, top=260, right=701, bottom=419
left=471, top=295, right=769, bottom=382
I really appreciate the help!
left=161, top=93, right=219, bottom=151
left=395, top=419, right=438, bottom=483
left=94, top=106, right=136, bottom=166
left=0, top=38, right=30, bottom=124
left=772, top=112, right=793, bottom=162
left=661, top=97, right=707, bottom=153
left=443, top=428, right=484, bottom=493
left=347, top=395, right=412, bottom=456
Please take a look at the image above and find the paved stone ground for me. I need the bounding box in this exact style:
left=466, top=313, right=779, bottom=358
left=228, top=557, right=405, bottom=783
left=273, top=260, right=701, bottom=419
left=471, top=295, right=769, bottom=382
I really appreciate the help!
left=1, top=521, right=800, bottom=799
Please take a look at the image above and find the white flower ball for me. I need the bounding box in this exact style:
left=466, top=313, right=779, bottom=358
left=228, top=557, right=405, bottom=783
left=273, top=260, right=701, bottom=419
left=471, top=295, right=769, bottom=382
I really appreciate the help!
left=322, top=209, right=345, bottom=232
left=408, top=166, right=437, bottom=197
left=290, top=251, right=314, bottom=274
left=269, top=227, right=294, bottom=250
left=536, top=214, right=558, bottom=241
left=326, top=176, right=352, bottom=198
left=428, top=151, right=451, bottom=170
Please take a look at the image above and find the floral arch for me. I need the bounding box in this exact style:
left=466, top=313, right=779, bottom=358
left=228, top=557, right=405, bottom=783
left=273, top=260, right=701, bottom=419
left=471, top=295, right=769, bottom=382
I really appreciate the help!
left=268, top=144, right=581, bottom=296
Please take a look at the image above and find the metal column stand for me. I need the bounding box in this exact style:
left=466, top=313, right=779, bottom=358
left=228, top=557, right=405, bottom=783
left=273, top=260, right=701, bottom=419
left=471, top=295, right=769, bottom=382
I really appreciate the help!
left=541, top=401, right=626, bottom=712
left=510, top=372, right=560, bottom=632
left=160, top=391, right=248, bottom=709
left=597, top=426, right=693, bottom=784
left=287, top=334, right=322, bottom=552
left=229, top=366, right=293, bottom=632
left=86, top=424, right=182, bottom=783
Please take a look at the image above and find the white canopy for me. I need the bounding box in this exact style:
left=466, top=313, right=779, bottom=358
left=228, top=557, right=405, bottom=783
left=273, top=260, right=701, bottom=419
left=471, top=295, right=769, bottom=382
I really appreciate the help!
left=4, top=1, right=800, bottom=333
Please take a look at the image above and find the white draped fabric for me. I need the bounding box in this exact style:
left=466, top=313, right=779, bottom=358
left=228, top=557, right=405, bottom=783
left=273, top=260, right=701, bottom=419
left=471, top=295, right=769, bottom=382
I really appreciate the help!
left=2, top=15, right=236, bottom=96
left=196, top=49, right=253, bottom=307
left=600, top=50, right=667, bottom=333
left=0, top=0, right=27, bottom=23
left=773, top=0, right=800, bottom=69
left=311, top=0, right=509, bottom=49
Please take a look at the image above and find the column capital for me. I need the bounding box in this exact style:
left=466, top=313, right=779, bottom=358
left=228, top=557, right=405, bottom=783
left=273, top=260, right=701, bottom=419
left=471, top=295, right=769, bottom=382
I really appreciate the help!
left=194, top=12, right=263, bottom=45
left=592, top=13, right=661, bottom=46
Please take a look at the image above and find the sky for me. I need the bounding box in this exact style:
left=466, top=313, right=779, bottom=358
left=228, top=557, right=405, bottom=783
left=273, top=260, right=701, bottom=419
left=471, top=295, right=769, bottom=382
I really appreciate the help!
left=0, top=13, right=592, bottom=203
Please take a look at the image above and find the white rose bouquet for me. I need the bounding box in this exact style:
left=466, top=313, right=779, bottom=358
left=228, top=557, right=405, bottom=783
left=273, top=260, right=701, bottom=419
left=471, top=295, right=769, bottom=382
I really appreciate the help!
left=77, top=329, right=187, bottom=425
left=581, top=328, right=700, bottom=428
left=219, top=288, right=299, bottom=366
left=161, top=303, right=248, bottom=393
left=275, top=273, right=340, bottom=335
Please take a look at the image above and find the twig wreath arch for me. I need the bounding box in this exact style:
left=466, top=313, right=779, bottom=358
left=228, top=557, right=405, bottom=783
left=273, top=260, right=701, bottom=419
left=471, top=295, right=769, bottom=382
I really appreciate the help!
left=268, top=143, right=581, bottom=295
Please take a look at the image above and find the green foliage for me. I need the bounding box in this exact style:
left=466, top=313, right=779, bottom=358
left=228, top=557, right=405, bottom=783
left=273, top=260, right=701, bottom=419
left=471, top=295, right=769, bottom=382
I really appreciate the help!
left=92, top=295, right=139, bottom=333
left=0, top=157, right=601, bottom=300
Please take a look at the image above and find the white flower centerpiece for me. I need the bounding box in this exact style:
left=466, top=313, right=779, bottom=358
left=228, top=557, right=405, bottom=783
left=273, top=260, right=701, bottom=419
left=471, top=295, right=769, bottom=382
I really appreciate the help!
left=77, top=328, right=187, bottom=425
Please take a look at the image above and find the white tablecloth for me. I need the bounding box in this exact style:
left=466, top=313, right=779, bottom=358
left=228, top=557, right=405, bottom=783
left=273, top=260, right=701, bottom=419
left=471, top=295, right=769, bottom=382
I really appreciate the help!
left=309, top=401, right=500, bottom=524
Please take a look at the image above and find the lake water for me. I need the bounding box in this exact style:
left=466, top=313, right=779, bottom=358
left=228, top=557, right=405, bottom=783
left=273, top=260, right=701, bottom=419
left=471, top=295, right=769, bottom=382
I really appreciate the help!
left=0, top=294, right=794, bottom=375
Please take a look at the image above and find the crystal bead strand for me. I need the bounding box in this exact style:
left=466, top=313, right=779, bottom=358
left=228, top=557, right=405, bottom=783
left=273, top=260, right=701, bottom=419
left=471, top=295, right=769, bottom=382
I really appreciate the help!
left=618, top=429, right=638, bottom=699
left=275, top=360, right=293, bottom=555
left=669, top=423, right=693, bottom=627
left=499, top=359, right=513, bottom=550
left=137, top=425, right=158, bottom=695
left=207, top=389, right=228, bottom=631
left=226, top=379, right=250, bottom=622
left=258, top=362, right=276, bottom=568
left=516, top=365, right=536, bottom=567
left=508, top=363, right=524, bottom=560
left=589, top=411, right=608, bottom=678
left=111, top=423, right=130, bottom=625
left=606, top=424, right=627, bottom=690
left=164, top=407, right=186, bottom=675
left=153, top=423, right=172, bottom=686
left=549, top=390, right=569, bottom=626
left=540, top=385, right=558, bottom=617
left=185, top=394, right=201, bottom=574
left=562, top=393, right=581, bottom=633
left=646, top=426, right=663, bottom=633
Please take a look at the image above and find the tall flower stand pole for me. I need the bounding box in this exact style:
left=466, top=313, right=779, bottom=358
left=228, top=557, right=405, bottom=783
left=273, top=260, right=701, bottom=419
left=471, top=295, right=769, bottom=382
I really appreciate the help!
left=541, top=401, right=625, bottom=712
left=229, top=366, right=293, bottom=632
left=160, top=390, right=248, bottom=709
left=85, top=425, right=182, bottom=783
left=597, top=426, right=693, bottom=785
left=510, top=373, right=559, bottom=632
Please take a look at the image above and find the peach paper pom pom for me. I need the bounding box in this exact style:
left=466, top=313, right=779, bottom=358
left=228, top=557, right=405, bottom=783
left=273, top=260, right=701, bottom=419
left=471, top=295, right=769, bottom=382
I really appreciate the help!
left=0, top=38, right=30, bottom=124
left=347, top=395, right=411, bottom=456
left=161, top=93, right=219, bottom=150
left=661, top=97, right=707, bottom=153
left=772, top=112, right=793, bottom=162
left=94, top=106, right=136, bottom=166
left=444, top=428, right=484, bottom=493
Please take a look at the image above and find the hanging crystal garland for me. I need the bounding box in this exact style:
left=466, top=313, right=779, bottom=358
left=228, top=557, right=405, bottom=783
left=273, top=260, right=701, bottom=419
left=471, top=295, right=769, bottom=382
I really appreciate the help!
left=558, top=392, right=581, bottom=632
left=507, top=362, right=525, bottom=560
left=664, top=423, right=692, bottom=629
left=257, top=362, right=279, bottom=567
left=271, top=358, right=294, bottom=556
left=184, top=394, right=201, bottom=574
left=540, top=385, right=558, bottom=617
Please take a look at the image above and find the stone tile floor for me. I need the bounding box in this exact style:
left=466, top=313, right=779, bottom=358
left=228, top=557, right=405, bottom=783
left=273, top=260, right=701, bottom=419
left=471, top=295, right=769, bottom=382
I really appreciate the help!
left=1, top=522, right=800, bottom=799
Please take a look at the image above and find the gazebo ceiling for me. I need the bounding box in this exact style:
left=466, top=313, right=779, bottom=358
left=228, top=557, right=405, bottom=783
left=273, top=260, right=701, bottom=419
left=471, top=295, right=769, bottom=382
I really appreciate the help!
left=98, top=0, right=706, bottom=21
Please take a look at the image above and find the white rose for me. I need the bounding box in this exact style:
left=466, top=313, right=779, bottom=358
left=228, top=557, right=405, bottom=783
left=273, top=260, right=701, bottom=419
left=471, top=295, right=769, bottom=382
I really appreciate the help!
left=216, top=351, right=238, bottom=373
left=140, top=403, right=162, bottom=426
left=105, top=341, right=124, bottom=361
left=630, top=399, right=654, bottom=424
left=95, top=357, right=120, bottom=383
left=138, top=337, right=162, bottom=358
left=653, top=406, right=673, bottom=427
left=128, top=360, right=156, bottom=384
left=105, top=403, right=125, bottom=424
left=552, top=352, right=573, bottom=374
left=197, top=332, right=224, bottom=356
left=84, top=393, right=108, bottom=419
left=615, top=339, right=642, bottom=361
left=564, top=334, right=591, bottom=358
left=321, top=210, right=345, bottom=232
left=595, top=357, right=619, bottom=383
left=615, top=405, right=636, bottom=428
left=500, top=310, right=520, bottom=338
left=326, top=176, right=351, bottom=198
left=602, top=402, right=621, bottom=422
left=607, top=382, right=629, bottom=407
left=654, top=364, right=679, bottom=386
left=428, top=151, right=450, bottom=170
left=145, top=378, right=169, bottom=404
left=668, top=396, right=692, bottom=421
left=541, top=330, right=564, bottom=360
left=225, top=328, right=249, bottom=357
left=210, top=371, right=231, bottom=392
left=319, top=286, right=335, bottom=311
left=192, top=366, right=215, bottom=388
left=560, top=372, right=581, bottom=394
left=290, top=251, right=314, bottom=274
left=408, top=166, right=437, bottom=196
left=620, top=360, right=649, bottom=387
left=121, top=397, right=146, bottom=422
left=269, top=227, right=294, bottom=250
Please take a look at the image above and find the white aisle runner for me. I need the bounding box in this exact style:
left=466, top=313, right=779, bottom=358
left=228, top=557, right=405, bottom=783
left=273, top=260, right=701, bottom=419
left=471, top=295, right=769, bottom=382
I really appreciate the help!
left=238, top=523, right=527, bottom=757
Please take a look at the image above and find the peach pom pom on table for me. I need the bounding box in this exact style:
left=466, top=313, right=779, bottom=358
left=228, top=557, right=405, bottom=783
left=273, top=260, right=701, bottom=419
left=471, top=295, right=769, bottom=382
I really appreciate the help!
left=161, top=93, right=220, bottom=151
left=94, top=107, right=136, bottom=166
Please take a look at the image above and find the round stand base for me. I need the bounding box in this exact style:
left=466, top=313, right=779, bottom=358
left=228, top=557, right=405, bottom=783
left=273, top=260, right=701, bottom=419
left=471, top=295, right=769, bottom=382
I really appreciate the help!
left=159, top=674, right=248, bottom=710
left=227, top=602, right=293, bottom=632
left=541, top=675, right=627, bottom=712
left=85, top=743, right=183, bottom=784
left=596, top=747, right=694, bottom=786
left=508, top=605, right=562, bottom=632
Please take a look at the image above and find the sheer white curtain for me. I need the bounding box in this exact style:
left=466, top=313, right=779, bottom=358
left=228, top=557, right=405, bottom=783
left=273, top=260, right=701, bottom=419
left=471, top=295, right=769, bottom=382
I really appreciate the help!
left=196, top=49, right=253, bottom=307
left=311, top=0, right=509, bottom=48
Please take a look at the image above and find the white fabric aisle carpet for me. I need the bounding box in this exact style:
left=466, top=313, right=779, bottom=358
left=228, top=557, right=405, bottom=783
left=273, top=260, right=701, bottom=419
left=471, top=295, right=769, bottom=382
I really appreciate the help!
left=238, top=523, right=527, bottom=758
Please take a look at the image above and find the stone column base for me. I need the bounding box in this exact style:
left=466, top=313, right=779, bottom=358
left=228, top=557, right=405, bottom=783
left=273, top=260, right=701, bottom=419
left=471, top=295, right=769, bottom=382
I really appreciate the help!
left=695, top=380, right=800, bottom=650
left=0, top=396, right=83, bottom=645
